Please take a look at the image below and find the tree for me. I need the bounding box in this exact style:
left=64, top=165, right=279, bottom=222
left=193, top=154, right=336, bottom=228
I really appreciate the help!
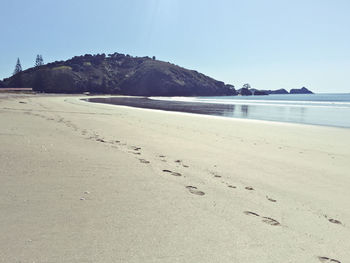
left=35, top=54, right=44, bottom=67
left=152, top=56, right=156, bottom=60
left=13, top=58, right=22, bottom=75
left=239, top=83, right=252, bottom=96
left=242, top=83, right=251, bottom=89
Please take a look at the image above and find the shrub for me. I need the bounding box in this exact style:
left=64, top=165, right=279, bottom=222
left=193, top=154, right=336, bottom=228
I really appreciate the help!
left=52, top=66, right=72, bottom=71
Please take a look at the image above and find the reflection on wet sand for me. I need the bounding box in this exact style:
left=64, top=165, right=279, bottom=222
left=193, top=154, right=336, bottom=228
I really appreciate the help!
left=84, top=96, right=350, bottom=128
left=220, top=104, right=235, bottom=117
left=87, top=97, right=239, bottom=117
left=240, top=105, right=249, bottom=117
left=290, top=107, right=307, bottom=122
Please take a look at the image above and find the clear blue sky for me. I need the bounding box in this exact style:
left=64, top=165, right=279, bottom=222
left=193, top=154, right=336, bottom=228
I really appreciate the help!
left=1, top=0, right=350, bottom=93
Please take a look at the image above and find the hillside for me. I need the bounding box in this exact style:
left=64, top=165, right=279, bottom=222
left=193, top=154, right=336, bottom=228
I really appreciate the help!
left=290, top=87, right=313, bottom=94
left=2, top=53, right=236, bottom=96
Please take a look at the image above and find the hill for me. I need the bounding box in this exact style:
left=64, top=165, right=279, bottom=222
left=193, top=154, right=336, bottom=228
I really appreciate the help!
left=290, top=87, right=313, bottom=94
left=1, top=53, right=236, bottom=96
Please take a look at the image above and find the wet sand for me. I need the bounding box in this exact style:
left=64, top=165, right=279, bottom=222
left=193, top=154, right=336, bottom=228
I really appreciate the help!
left=86, top=96, right=350, bottom=128
left=86, top=96, right=238, bottom=117
left=0, top=94, right=349, bottom=262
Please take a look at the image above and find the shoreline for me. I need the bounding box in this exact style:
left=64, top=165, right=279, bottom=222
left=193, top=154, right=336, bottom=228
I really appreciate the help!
left=1, top=93, right=349, bottom=262
left=81, top=96, right=350, bottom=129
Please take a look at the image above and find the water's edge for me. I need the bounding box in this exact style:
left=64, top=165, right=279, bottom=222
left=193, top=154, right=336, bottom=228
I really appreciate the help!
left=83, top=95, right=350, bottom=128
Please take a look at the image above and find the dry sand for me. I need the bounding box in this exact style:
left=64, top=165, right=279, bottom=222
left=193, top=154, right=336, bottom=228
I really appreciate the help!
left=0, top=93, right=349, bottom=262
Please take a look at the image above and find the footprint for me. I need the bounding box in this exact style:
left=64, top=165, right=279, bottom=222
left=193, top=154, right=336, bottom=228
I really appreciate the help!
left=328, top=218, right=342, bottom=225
left=266, top=196, right=277, bottom=202
left=244, top=211, right=260, bottom=217
left=318, top=256, right=341, bottom=263
left=139, top=159, right=150, bottom=164
left=210, top=171, right=221, bottom=178
left=262, top=217, right=280, bottom=226
left=162, top=170, right=182, bottom=177
left=244, top=212, right=280, bottom=226
left=96, top=138, right=106, bottom=143
left=132, top=146, right=141, bottom=151
left=186, top=186, right=205, bottom=196
left=228, top=185, right=237, bottom=189
left=245, top=186, right=254, bottom=191
left=173, top=159, right=189, bottom=168
left=159, top=155, right=167, bottom=162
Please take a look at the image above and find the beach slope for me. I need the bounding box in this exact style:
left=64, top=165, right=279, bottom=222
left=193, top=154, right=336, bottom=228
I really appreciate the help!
left=0, top=94, right=349, bottom=262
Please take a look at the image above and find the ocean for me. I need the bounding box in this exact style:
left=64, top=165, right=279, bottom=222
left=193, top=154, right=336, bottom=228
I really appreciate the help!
left=86, top=93, right=350, bottom=128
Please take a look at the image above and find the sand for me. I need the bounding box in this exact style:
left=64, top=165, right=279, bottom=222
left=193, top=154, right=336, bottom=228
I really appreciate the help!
left=0, top=93, right=349, bottom=263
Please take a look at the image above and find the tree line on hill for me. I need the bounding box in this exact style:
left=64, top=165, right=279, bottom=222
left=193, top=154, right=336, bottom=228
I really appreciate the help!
left=12, top=55, right=44, bottom=75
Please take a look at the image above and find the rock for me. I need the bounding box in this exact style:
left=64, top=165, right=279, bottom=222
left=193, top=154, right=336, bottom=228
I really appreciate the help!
left=271, top=88, right=289, bottom=94
left=261, top=89, right=289, bottom=95
left=290, top=87, right=313, bottom=94
left=251, top=89, right=268, bottom=95
left=238, top=88, right=252, bottom=96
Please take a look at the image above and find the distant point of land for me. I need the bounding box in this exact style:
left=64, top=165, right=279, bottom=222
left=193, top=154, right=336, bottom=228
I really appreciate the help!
left=0, top=52, right=313, bottom=96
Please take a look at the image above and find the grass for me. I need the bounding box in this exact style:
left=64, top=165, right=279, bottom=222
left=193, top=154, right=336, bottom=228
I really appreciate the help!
left=52, top=66, right=72, bottom=71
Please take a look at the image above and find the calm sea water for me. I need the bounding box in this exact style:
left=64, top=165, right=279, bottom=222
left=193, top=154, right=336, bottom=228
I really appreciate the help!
left=87, top=93, right=350, bottom=128
left=152, top=93, right=350, bottom=128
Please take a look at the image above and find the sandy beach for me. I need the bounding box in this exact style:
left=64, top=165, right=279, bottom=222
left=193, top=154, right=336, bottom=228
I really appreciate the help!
left=0, top=93, right=349, bottom=263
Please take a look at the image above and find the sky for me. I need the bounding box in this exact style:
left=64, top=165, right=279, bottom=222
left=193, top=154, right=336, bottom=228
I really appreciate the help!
left=1, top=0, right=350, bottom=93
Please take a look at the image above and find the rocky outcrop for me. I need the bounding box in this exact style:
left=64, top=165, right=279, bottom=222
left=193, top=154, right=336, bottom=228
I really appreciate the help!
left=238, top=88, right=252, bottom=96
left=261, top=89, right=289, bottom=95
left=2, top=53, right=237, bottom=96
left=271, top=88, right=289, bottom=94
left=250, top=89, right=268, bottom=95
left=290, top=87, right=313, bottom=94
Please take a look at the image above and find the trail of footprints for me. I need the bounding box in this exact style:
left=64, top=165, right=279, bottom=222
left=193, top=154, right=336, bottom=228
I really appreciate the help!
left=86, top=131, right=346, bottom=262
left=28, top=105, right=344, bottom=261
left=23, top=106, right=155, bottom=165
left=160, top=159, right=206, bottom=196
left=211, top=170, right=344, bottom=230
left=80, top=121, right=346, bottom=231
